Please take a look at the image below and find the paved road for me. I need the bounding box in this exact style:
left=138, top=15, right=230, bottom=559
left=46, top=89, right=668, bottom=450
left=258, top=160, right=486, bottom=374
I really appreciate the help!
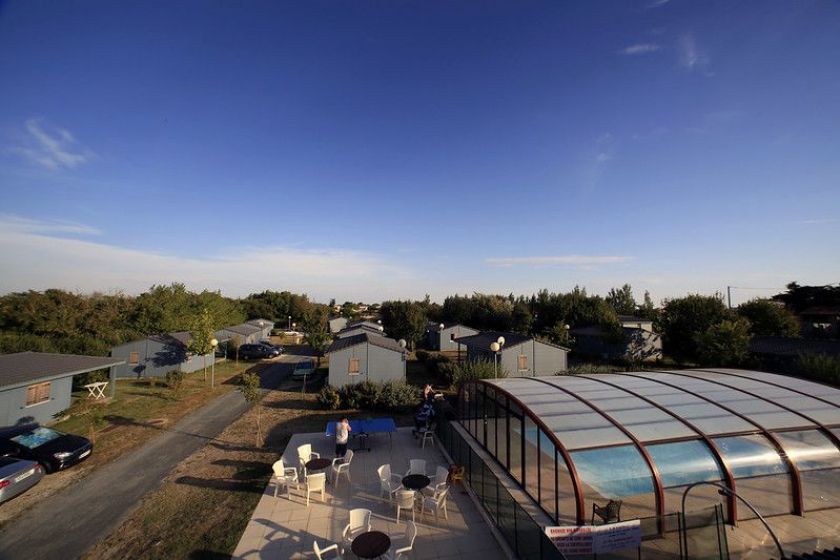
left=0, top=355, right=302, bottom=560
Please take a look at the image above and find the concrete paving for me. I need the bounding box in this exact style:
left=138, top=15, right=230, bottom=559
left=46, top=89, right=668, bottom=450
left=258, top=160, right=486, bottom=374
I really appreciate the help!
left=233, top=428, right=508, bottom=560
left=0, top=356, right=300, bottom=560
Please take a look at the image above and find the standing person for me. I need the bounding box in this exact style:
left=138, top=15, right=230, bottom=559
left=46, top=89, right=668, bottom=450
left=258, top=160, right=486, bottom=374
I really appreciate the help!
left=335, top=417, right=351, bottom=458
left=423, top=384, right=434, bottom=402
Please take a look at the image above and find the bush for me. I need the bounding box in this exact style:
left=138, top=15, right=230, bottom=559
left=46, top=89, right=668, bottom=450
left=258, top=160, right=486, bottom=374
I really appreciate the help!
left=378, top=381, right=420, bottom=410
left=317, top=385, right=342, bottom=410
left=165, top=370, right=187, bottom=395
left=317, top=380, right=421, bottom=411
left=798, top=353, right=840, bottom=386
left=415, top=350, right=430, bottom=362
left=450, top=359, right=506, bottom=388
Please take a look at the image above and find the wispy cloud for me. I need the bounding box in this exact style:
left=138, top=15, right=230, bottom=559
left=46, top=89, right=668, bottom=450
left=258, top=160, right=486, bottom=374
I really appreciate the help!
left=678, top=33, right=712, bottom=75
left=0, top=214, right=102, bottom=236
left=11, top=118, right=95, bottom=170
left=620, top=43, right=661, bottom=56
left=485, top=255, right=633, bottom=268
left=646, top=0, right=671, bottom=8
left=0, top=215, right=411, bottom=300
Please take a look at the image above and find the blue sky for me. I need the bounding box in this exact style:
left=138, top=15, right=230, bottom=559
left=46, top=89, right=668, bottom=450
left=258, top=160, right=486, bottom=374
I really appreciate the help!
left=1, top=0, right=838, bottom=304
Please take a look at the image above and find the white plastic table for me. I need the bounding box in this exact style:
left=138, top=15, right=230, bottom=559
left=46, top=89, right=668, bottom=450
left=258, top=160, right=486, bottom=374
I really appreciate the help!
left=84, top=381, right=108, bottom=399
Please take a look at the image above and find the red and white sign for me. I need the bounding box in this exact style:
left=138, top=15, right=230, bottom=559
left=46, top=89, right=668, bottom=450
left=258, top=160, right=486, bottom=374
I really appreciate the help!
left=545, top=520, right=641, bottom=555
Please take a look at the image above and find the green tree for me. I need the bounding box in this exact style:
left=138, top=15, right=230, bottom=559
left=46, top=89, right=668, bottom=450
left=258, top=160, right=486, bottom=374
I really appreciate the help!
left=639, top=290, right=658, bottom=322
left=694, top=318, right=751, bottom=366
left=239, top=372, right=263, bottom=447
left=606, top=284, right=637, bottom=315
left=737, top=299, right=799, bottom=337
left=302, top=308, right=332, bottom=367
left=659, top=294, right=732, bottom=362
left=188, top=308, right=216, bottom=382
left=380, top=300, right=428, bottom=349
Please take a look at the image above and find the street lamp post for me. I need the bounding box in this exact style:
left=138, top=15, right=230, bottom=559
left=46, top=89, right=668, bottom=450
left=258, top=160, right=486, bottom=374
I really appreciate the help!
left=490, top=342, right=500, bottom=378
left=288, top=315, right=292, bottom=330
left=210, top=338, right=219, bottom=388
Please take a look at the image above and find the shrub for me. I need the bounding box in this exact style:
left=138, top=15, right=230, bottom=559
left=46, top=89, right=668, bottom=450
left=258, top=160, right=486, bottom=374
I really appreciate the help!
left=379, top=381, right=420, bottom=410
left=450, top=359, right=506, bottom=388
left=166, top=370, right=187, bottom=395
left=317, top=385, right=342, bottom=410
left=798, top=353, right=840, bottom=386
left=415, top=350, right=430, bottom=362
left=351, top=380, right=383, bottom=410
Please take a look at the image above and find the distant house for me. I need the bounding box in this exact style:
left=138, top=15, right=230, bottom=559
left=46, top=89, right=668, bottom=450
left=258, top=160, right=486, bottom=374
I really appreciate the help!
left=329, top=317, right=349, bottom=334
left=216, top=323, right=263, bottom=346
left=110, top=332, right=216, bottom=379
left=0, top=352, right=124, bottom=427
left=336, top=324, right=385, bottom=339
left=618, top=315, right=656, bottom=332
left=426, top=323, right=480, bottom=352
left=347, top=320, right=383, bottom=331
left=797, top=306, right=840, bottom=338
left=326, top=333, right=407, bottom=387
left=454, top=331, right=569, bottom=377
left=245, top=318, right=275, bottom=340
left=570, top=325, right=662, bottom=362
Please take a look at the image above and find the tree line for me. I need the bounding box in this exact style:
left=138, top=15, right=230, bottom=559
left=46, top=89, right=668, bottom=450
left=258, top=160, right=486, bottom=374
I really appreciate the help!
left=380, top=283, right=813, bottom=366
left=0, top=284, right=328, bottom=357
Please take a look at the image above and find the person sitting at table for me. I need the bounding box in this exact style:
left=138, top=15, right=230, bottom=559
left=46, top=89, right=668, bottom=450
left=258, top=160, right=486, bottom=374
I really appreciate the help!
left=335, top=417, right=351, bottom=458
left=412, top=402, right=434, bottom=438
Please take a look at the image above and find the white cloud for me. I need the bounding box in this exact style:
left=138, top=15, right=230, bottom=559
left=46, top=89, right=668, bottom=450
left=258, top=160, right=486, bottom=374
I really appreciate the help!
left=0, top=214, right=102, bottom=236
left=647, top=0, right=671, bottom=8
left=12, top=118, right=95, bottom=170
left=0, top=215, right=411, bottom=300
left=595, top=152, right=612, bottom=163
left=485, top=255, right=633, bottom=267
left=678, top=33, right=712, bottom=74
left=620, top=44, right=661, bottom=55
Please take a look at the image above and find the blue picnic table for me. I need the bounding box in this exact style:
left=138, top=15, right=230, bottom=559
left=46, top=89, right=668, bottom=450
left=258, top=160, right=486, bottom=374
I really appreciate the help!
left=325, top=418, right=397, bottom=451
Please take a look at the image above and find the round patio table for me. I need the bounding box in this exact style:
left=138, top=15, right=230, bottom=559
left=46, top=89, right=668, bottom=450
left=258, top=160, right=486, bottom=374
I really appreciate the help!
left=351, top=531, right=391, bottom=559
left=401, top=474, right=431, bottom=491
left=305, top=458, right=332, bottom=472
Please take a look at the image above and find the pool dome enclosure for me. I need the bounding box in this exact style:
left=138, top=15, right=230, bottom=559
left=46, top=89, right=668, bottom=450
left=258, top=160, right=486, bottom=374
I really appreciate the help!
left=459, top=369, right=840, bottom=527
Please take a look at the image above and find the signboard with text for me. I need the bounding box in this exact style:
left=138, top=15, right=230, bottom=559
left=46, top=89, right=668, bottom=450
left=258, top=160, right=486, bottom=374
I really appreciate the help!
left=545, top=520, right=641, bottom=555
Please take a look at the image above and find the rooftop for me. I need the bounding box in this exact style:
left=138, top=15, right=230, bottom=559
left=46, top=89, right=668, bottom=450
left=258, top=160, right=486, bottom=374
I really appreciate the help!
left=0, top=351, right=125, bottom=389
left=327, top=333, right=407, bottom=354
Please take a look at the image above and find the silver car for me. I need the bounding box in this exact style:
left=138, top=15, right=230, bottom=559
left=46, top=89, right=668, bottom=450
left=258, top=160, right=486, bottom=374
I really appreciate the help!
left=0, top=457, right=43, bottom=504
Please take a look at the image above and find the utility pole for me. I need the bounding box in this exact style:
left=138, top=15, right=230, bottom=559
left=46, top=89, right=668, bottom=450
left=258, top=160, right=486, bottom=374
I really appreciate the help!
left=727, top=286, right=732, bottom=309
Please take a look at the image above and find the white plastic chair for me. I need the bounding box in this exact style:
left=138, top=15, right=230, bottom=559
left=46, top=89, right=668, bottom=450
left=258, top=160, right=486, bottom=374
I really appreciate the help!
left=272, top=458, right=299, bottom=499
left=422, top=481, right=449, bottom=499
left=395, top=490, right=416, bottom=524
left=433, top=465, right=449, bottom=485
left=407, top=459, right=426, bottom=476
left=298, top=443, right=320, bottom=476
left=342, top=508, right=372, bottom=548
left=305, top=472, right=326, bottom=506
left=313, top=539, right=344, bottom=560
left=421, top=486, right=449, bottom=522
left=331, top=449, right=353, bottom=488
left=420, top=422, right=436, bottom=448
left=387, top=521, right=418, bottom=560
left=378, top=464, right=403, bottom=501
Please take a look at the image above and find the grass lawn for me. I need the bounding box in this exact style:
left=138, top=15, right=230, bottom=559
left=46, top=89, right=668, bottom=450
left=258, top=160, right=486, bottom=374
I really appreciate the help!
left=0, top=358, right=260, bottom=527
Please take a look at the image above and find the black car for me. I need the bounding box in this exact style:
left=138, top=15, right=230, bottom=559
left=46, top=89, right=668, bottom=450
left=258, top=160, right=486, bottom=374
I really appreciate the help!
left=0, top=427, right=93, bottom=473
left=238, top=343, right=277, bottom=360
left=258, top=340, right=284, bottom=354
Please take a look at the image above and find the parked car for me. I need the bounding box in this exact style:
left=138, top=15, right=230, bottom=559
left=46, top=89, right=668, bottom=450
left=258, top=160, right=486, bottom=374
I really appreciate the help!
left=0, top=427, right=93, bottom=473
left=238, top=343, right=277, bottom=360
left=0, top=457, right=43, bottom=504
left=258, top=340, right=284, bottom=354
left=291, top=358, right=316, bottom=380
